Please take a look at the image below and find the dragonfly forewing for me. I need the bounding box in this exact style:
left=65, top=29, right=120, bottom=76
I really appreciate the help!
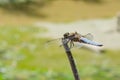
left=45, top=38, right=62, bottom=48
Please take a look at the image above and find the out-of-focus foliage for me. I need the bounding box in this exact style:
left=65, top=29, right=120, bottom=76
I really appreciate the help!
left=0, top=0, right=53, bottom=17
left=0, top=0, right=103, bottom=9
left=73, top=0, right=103, bottom=3
left=0, top=0, right=52, bottom=8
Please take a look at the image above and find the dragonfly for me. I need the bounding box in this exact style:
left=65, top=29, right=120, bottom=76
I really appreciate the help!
left=46, top=32, right=103, bottom=49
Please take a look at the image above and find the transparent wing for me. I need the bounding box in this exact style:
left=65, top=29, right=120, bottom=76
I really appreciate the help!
left=44, top=38, right=62, bottom=48
left=74, top=42, right=84, bottom=48
left=83, top=33, right=93, bottom=41
left=45, top=38, right=62, bottom=44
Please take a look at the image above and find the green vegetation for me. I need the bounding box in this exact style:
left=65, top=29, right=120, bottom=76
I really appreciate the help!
left=0, top=0, right=52, bottom=18
left=0, top=0, right=51, bottom=8
left=0, top=26, right=119, bottom=80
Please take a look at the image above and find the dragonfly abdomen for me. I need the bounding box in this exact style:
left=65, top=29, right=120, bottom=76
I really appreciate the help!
left=80, top=37, right=103, bottom=46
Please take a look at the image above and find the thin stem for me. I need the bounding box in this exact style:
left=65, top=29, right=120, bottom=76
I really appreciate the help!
left=62, top=38, right=80, bottom=80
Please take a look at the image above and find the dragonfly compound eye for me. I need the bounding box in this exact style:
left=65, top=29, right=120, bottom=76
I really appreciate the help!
left=64, top=32, right=69, bottom=38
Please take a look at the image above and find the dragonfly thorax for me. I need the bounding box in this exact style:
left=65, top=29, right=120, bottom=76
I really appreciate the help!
left=63, top=32, right=81, bottom=42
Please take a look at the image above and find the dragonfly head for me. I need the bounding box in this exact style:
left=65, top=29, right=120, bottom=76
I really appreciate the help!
left=63, top=32, right=70, bottom=38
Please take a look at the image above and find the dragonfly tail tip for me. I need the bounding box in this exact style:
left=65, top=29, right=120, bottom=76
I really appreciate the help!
left=98, top=44, right=103, bottom=47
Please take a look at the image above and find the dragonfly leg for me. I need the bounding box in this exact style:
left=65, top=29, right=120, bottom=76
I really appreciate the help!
left=70, top=41, right=74, bottom=49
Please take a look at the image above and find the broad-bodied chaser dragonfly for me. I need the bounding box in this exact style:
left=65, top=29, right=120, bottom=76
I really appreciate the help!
left=46, top=32, right=103, bottom=48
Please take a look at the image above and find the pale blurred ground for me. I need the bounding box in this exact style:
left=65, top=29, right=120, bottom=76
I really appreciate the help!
left=35, top=17, right=120, bottom=49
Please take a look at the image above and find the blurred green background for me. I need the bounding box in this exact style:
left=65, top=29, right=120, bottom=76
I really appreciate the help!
left=0, top=0, right=120, bottom=80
